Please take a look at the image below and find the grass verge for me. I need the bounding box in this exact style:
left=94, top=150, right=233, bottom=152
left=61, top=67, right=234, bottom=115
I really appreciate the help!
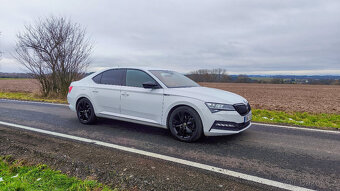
left=0, top=92, right=67, bottom=104
left=0, top=156, right=115, bottom=191
left=252, top=109, right=340, bottom=129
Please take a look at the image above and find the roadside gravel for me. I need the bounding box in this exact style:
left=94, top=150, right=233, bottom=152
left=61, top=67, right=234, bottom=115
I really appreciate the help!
left=0, top=125, right=274, bottom=191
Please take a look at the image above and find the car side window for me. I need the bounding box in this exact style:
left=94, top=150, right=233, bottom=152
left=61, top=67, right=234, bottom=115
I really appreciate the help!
left=93, top=69, right=125, bottom=85
left=126, top=69, right=157, bottom=88
left=92, top=73, right=102, bottom=84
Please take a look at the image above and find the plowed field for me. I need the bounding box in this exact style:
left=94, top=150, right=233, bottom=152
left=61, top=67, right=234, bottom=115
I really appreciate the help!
left=1, top=79, right=339, bottom=114
left=0, top=79, right=40, bottom=93
left=200, top=83, right=340, bottom=114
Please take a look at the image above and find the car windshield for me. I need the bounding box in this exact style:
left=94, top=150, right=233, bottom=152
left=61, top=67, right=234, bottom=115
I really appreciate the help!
left=150, top=70, right=200, bottom=88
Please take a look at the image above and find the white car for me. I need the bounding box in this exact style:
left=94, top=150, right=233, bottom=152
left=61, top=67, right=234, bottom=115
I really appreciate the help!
left=67, top=67, right=252, bottom=142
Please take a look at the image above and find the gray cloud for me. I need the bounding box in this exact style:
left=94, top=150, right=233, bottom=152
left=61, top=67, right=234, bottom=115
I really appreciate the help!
left=0, top=0, right=339, bottom=74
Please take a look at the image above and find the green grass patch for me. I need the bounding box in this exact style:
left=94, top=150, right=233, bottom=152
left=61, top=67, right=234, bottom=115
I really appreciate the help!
left=0, top=156, right=116, bottom=191
left=252, top=109, right=340, bottom=129
left=0, top=92, right=67, bottom=104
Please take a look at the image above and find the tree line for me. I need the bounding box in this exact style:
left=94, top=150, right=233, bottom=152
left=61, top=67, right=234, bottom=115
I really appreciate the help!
left=186, top=69, right=340, bottom=85
left=186, top=69, right=253, bottom=83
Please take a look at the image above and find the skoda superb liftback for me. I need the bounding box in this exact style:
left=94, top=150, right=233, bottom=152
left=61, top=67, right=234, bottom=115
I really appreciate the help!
left=67, top=67, right=252, bottom=142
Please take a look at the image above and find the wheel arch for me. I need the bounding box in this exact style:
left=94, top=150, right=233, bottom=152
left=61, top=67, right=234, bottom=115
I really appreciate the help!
left=165, top=102, right=204, bottom=129
left=75, top=94, right=96, bottom=112
left=75, top=96, right=87, bottom=108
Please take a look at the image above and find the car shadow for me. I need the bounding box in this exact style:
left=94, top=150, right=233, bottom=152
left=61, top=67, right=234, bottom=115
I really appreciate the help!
left=92, top=117, right=248, bottom=145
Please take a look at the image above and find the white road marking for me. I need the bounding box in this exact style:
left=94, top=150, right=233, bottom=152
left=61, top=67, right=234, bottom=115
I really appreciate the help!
left=0, top=120, right=314, bottom=191
left=252, top=122, right=340, bottom=134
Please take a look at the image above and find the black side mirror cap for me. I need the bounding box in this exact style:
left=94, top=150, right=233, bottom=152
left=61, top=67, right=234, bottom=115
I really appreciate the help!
left=142, top=81, right=160, bottom=89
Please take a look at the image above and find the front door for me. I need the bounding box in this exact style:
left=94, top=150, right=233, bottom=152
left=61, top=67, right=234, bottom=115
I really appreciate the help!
left=120, top=69, right=164, bottom=125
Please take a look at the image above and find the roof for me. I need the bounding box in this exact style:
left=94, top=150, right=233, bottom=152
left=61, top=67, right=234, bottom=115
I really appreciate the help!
left=94, top=66, right=173, bottom=72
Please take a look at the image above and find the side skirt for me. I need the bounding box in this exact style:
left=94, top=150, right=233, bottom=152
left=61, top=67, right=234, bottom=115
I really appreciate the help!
left=96, top=112, right=167, bottom=129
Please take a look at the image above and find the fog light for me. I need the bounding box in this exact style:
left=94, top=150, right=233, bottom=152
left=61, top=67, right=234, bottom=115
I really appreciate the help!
left=215, top=123, right=235, bottom=127
left=210, top=121, right=250, bottom=131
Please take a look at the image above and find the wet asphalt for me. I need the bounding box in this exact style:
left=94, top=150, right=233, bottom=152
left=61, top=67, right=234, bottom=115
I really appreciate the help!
left=0, top=99, right=339, bottom=190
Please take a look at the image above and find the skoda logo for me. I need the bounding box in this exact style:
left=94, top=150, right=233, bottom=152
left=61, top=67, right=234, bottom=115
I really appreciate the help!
left=243, top=100, right=249, bottom=110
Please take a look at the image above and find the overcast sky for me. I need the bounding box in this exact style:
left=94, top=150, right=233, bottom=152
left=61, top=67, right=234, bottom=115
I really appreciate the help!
left=0, top=0, right=339, bottom=75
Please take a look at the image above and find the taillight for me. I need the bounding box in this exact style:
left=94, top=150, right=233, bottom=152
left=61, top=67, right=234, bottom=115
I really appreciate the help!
left=68, top=86, right=73, bottom=93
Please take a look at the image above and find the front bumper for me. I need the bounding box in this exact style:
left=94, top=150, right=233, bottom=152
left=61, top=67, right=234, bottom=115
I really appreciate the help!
left=202, top=108, right=252, bottom=136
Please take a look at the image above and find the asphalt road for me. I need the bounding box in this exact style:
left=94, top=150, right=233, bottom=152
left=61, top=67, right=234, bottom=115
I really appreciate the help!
left=0, top=99, right=339, bottom=190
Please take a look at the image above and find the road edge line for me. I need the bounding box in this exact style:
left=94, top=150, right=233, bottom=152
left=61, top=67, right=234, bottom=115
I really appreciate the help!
left=252, top=122, right=340, bottom=134
left=0, top=98, right=68, bottom=106
left=0, top=120, right=314, bottom=191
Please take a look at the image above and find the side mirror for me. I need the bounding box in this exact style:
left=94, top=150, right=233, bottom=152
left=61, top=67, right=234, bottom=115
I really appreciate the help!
left=142, top=81, right=159, bottom=89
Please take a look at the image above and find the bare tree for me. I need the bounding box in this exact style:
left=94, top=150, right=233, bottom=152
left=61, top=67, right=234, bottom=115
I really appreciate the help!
left=14, top=16, right=92, bottom=97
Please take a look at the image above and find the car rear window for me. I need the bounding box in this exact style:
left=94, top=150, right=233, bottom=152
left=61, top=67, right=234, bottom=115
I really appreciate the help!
left=92, top=73, right=102, bottom=84
left=92, top=69, right=125, bottom=85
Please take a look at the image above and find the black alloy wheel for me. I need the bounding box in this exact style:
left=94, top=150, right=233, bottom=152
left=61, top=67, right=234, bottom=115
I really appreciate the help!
left=76, top=98, right=96, bottom=124
left=168, top=106, right=203, bottom=142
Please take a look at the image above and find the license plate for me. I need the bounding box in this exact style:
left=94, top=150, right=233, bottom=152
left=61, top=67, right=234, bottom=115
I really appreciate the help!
left=244, top=113, right=252, bottom=122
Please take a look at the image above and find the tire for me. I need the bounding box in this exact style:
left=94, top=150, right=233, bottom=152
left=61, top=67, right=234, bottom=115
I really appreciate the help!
left=76, top=98, right=96, bottom=124
left=168, top=106, right=203, bottom=142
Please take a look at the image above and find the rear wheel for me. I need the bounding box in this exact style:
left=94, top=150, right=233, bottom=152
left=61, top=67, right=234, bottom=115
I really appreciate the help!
left=168, top=106, right=203, bottom=142
left=76, top=98, right=96, bottom=124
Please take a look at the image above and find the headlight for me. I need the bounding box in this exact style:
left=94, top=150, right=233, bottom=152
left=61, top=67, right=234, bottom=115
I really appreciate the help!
left=205, top=102, right=235, bottom=113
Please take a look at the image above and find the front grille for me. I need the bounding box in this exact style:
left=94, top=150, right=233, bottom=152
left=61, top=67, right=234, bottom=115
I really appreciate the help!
left=210, top=121, right=250, bottom=131
left=233, top=103, right=251, bottom=116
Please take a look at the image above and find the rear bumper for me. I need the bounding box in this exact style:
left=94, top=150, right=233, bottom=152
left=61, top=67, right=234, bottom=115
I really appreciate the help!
left=69, top=104, right=76, bottom=112
left=67, top=94, right=76, bottom=112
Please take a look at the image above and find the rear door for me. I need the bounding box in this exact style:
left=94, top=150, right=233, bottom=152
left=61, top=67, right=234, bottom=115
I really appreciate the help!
left=91, top=69, right=125, bottom=115
left=120, top=69, right=164, bottom=125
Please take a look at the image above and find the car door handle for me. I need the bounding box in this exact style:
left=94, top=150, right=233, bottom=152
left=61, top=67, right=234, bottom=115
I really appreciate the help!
left=92, top=90, right=99, bottom=93
left=121, top=92, right=129, bottom=97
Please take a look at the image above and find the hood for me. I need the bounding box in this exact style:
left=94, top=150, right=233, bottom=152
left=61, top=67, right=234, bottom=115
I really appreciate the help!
left=165, top=86, right=248, bottom=104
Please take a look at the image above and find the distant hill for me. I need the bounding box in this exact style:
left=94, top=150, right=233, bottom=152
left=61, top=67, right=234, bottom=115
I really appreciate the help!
left=2, top=72, right=339, bottom=80
left=242, top=75, right=340, bottom=80
left=0, top=72, right=32, bottom=78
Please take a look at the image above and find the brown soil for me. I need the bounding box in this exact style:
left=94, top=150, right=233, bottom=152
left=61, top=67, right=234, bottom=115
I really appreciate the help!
left=0, top=79, right=40, bottom=93
left=201, top=83, right=340, bottom=114
left=1, top=79, right=339, bottom=114
left=0, top=126, right=272, bottom=191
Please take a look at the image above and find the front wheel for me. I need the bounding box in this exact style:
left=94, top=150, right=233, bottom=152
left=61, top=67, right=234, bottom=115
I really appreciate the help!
left=168, top=106, right=203, bottom=142
left=76, top=98, right=96, bottom=124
